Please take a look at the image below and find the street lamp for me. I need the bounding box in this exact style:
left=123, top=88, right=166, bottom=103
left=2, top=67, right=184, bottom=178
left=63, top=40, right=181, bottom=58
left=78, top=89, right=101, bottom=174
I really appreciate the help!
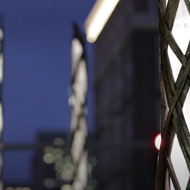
left=156, top=0, right=190, bottom=189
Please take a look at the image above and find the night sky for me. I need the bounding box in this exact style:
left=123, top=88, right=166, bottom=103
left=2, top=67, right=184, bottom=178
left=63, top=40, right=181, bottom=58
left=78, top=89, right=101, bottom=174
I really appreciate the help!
left=0, top=0, right=95, bottom=182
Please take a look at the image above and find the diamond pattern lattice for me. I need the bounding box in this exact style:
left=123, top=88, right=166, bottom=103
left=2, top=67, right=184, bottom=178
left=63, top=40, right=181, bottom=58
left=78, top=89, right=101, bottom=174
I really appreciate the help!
left=156, top=0, right=190, bottom=190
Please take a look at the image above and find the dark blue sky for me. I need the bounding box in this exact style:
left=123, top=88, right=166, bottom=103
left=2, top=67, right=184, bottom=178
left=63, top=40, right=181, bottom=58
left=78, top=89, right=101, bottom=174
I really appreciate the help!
left=0, top=0, right=95, bottom=182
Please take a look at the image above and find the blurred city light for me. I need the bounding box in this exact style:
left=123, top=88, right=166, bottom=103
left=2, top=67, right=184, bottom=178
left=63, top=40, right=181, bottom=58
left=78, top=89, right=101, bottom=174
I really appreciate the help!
left=22, top=188, right=31, bottom=190
left=44, top=146, right=54, bottom=154
left=61, top=184, right=72, bottom=190
left=15, top=187, right=22, bottom=190
left=43, top=153, right=54, bottom=164
left=55, top=162, right=64, bottom=172
left=154, top=133, right=161, bottom=150
left=54, top=138, right=64, bottom=146
left=53, top=148, right=64, bottom=155
left=6, top=187, right=14, bottom=190
left=84, top=0, right=119, bottom=43
left=86, top=186, right=93, bottom=190
left=88, top=179, right=97, bottom=188
left=43, top=178, right=55, bottom=189
left=87, top=163, right=92, bottom=173
left=88, top=157, right=97, bottom=166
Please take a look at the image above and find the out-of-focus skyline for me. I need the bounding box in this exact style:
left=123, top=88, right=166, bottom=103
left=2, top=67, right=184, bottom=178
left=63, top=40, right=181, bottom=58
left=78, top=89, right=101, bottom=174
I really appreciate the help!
left=0, top=0, right=95, bottom=181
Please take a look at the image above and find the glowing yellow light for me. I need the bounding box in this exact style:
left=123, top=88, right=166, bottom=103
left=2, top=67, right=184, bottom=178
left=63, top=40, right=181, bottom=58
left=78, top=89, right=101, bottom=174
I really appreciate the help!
left=43, top=153, right=54, bottom=164
left=84, top=0, right=120, bottom=43
left=154, top=133, right=161, bottom=150
left=6, top=187, right=14, bottom=190
left=54, top=138, right=64, bottom=146
left=61, top=185, right=73, bottom=190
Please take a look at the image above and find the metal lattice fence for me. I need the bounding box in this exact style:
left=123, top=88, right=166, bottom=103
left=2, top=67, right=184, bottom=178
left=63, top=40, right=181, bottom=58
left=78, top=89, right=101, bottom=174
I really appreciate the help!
left=156, top=0, right=190, bottom=189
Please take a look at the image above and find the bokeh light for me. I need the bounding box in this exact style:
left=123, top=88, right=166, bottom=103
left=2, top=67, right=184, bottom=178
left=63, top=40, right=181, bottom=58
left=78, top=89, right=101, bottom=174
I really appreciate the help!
left=88, top=179, right=97, bottom=188
left=87, top=163, right=92, bottom=173
left=86, top=186, right=93, bottom=190
left=15, top=187, right=22, bottom=190
left=22, top=187, right=31, bottom=190
left=53, top=148, right=64, bottom=156
left=61, top=170, right=73, bottom=181
left=43, top=178, right=55, bottom=189
left=6, top=187, right=14, bottom=190
left=44, top=146, right=54, bottom=154
left=55, top=162, right=64, bottom=172
left=61, top=184, right=73, bottom=190
left=43, top=153, right=54, bottom=164
left=54, top=138, right=64, bottom=146
left=88, top=157, right=97, bottom=166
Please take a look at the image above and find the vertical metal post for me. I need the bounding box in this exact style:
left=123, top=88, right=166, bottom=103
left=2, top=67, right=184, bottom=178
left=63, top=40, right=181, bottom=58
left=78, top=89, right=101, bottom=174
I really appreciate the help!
left=156, top=0, right=190, bottom=189
left=69, top=23, right=88, bottom=190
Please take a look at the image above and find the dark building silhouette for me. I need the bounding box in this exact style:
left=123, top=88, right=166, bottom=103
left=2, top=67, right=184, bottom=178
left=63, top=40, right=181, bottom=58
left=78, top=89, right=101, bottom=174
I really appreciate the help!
left=31, top=131, right=68, bottom=190
left=86, top=0, right=160, bottom=189
left=31, top=131, right=98, bottom=190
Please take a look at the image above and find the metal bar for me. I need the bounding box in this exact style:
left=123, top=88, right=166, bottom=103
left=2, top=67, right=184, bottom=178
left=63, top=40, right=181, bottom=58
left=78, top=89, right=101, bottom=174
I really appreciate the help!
left=1, top=142, right=152, bottom=151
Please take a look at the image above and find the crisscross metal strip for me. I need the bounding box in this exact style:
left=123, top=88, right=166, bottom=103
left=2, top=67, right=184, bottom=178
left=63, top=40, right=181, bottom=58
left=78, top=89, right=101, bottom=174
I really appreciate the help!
left=156, top=0, right=190, bottom=189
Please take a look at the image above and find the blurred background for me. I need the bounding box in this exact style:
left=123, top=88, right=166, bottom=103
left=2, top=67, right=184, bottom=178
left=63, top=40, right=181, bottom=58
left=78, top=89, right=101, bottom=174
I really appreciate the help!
left=0, top=0, right=160, bottom=190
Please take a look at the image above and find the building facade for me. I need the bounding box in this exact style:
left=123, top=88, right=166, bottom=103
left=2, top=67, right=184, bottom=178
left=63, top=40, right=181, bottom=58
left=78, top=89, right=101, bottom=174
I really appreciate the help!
left=91, top=0, right=160, bottom=189
left=31, top=131, right=98, bottom=190
left=31, top=131, right=68, bottom=190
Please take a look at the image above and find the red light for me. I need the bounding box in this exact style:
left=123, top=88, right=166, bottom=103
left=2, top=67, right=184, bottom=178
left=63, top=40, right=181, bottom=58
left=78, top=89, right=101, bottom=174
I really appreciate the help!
left=154, top=133, right=161, bottom=150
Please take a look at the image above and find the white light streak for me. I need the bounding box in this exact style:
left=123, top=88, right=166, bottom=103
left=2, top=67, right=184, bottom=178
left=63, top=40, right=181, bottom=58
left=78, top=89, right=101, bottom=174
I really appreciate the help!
left=84, top=0, right=120, bottom=43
